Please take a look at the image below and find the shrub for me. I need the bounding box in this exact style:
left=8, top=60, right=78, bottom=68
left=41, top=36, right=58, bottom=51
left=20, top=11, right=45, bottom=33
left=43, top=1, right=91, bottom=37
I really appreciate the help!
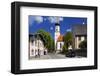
left=60, top=44, right=68, bottom=54
left=79, top=40, right=87, bottom=49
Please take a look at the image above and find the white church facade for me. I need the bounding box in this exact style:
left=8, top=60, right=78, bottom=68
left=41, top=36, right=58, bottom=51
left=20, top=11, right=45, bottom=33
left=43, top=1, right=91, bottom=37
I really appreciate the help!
left=54, top=23, right=64, bottom=53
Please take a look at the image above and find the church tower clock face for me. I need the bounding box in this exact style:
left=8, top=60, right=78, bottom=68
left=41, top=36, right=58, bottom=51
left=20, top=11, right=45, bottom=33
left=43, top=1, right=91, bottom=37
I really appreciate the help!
left=55, top=25, right=60, bottom=37
left=55, top=26, right=60, bottom=32
left=55, top=33, right=60, bottom=40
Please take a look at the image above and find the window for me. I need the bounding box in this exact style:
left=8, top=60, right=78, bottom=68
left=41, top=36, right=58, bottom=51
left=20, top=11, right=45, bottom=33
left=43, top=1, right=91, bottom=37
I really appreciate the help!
left=85, top=36, right=87, bottom=40
left=60, top=43, right=62, bottom=48
left=56, top=28, right=58, bottom=32
left=32, top=50, right=34, bottom=55
left=39, top=42, right=41, bottom=47
left=32, top=41, right=34, bottom=46
left=35, top=40, right=38, bottom=46
left=78, top=37, right=81, bottom=41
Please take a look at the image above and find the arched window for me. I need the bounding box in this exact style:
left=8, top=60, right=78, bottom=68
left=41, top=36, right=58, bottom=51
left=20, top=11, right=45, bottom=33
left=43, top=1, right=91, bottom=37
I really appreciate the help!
left=78, top=36, right=81, bottom=41
left=31, top=50, right=34, bottom=55
left=60, top=43, right=62, bottom=48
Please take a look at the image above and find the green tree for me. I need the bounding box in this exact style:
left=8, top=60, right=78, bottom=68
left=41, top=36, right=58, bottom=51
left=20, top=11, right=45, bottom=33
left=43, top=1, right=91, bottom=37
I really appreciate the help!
left=79, top=40, right=87, bottom=49
left=63, top=32, right=73, bottom=49
left=61, top=32, right=73, bottom=54
left=37, top=29, right=55, bottom=52
left=61, top=44, right=68, bottom=54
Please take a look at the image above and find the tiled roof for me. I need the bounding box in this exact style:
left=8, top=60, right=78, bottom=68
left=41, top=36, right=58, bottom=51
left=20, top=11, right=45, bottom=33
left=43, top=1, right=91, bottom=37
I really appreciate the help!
left=72, top=24, right=87, bottom=36
left=57, top=34, right=63, bottom=42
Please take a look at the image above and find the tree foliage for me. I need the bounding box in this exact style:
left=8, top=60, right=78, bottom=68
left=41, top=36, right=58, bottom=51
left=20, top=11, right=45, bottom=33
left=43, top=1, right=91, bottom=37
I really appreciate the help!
left=79, top=40, right=87, bottom=49
left=37, top=29, right=55, bottom=52
left=63, top=32, right=73, bottom=49
left=61, top=44, right=68, bottom=54
left=60, top=32, right=73, bottom=54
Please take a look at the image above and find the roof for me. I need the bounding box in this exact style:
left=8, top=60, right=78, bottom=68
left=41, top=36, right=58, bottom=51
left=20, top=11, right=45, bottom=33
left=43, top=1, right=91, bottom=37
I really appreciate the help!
left=55, top=23, right=60, bottom=26
left=72, top=24, right=87, bottom=36
left=57, top=34, right=63, bottom=42
left=29, top=33, right=46, bottom=45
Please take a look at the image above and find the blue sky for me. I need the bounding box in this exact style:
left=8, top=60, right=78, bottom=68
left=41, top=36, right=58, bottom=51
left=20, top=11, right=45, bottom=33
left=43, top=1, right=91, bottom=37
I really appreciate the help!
left=29, top=15, right=87, bottom=39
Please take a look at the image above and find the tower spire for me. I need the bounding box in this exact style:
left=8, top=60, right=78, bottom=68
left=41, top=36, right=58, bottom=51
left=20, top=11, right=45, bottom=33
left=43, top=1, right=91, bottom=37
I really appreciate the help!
left=55, top=16, right=60, bottom=26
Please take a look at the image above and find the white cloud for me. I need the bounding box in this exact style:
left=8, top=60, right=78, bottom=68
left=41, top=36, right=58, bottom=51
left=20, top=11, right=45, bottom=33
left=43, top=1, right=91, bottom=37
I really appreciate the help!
left=66, top=28, right=72, bottom=32
left=48, top=17, right=56, bottom=23
left=59, top=17, right=63, bottom=21
left=34, top=16, right=43, bottom=23
left=44, top=18, right=47, bottom=21
left=29, top=16, right=63, bottom=26
left=29, top=16, right=34, bottom=26
left=48, top=16, right=63, bottom=23
left=29, top=16, right=43, bottom=26
left=50, top=27, right=53, bottom=30
left=82, top=22, right=85, bottom=24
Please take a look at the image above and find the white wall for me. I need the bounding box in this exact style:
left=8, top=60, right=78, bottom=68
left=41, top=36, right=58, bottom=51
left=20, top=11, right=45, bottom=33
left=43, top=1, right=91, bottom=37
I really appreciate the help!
left=0, top=0, right=99, bottom=76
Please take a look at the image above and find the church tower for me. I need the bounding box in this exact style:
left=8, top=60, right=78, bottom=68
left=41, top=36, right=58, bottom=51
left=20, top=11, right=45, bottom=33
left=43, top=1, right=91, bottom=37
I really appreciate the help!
left=55, top=17, right=60, bottom=50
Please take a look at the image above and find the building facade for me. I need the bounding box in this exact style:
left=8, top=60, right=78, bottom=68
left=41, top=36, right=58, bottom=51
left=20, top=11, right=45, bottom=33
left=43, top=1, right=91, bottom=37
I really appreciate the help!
left=55, top=22, right=64, bottom=53
left=29, top=33, right=47, bottom=59
left=72, top=25, right=87, bottom=49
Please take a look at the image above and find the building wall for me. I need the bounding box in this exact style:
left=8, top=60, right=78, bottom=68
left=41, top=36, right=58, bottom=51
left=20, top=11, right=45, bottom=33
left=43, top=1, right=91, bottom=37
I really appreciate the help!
left=55, top=32, right=60, bottom=50
left=56, top=42, right=64, bottom=51
left=75, top=36, right=86, bottom=49
left=72, top=25, right=87, bottom=49
left=29, top=39, right=47, bottom=58
left=55, top=24, right=60, bottom=50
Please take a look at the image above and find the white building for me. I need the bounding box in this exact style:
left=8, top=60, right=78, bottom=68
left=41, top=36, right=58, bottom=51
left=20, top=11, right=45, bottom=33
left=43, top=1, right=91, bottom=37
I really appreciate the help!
left=29, top=33, right=47, bottom=59
left=55, top=22, right=64, bottom=53
left=72, top=25, right=87, bottom=49
left=56, top=35, right=64, bottom=51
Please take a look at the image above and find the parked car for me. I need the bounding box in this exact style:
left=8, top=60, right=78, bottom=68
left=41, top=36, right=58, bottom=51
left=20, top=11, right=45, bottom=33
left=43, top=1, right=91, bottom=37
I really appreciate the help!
left=75, top=48, right=87, bottom=57
left=65, top=50, right=76, bottom=57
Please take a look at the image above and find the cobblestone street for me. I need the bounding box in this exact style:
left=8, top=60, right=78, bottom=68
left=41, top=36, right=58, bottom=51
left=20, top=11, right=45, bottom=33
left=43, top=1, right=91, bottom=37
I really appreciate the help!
left=30, top=53, right=66, bottom=60
left=30, top=53, right=84, bottom=60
